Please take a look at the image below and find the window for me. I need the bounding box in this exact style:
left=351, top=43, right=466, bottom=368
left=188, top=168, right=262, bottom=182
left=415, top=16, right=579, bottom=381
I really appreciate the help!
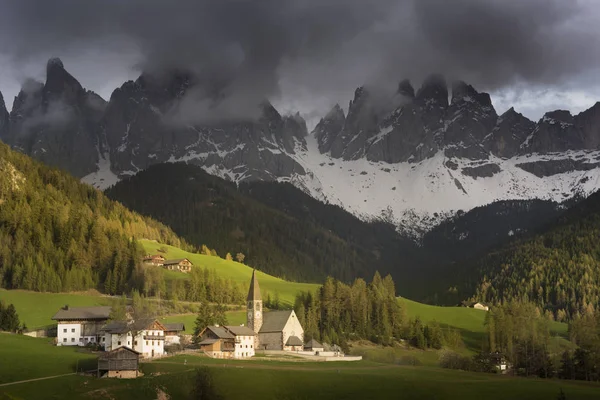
left=146, top=341, right=148, bottom=345
left=102, top=337, right=105, bottom=342
left=85, top=338, right=89, bottom=342
left=127, top=341, right=131, bottom=346
left=91, top=338, right=95, bottom=342
left=71, top=338, right=75, bottom=342
left=79, top=338, right=83, bottom=342
left=71, top=328, right=75, bottom=333
left=251, top=345, right=253, bottom=349
left=118, top=341, right=121, bottom=345
left=134, top=341, right=138, bottom=346
left=63, top=329, right=67, bottom=333
left=63, top=338, right=67, bottom=342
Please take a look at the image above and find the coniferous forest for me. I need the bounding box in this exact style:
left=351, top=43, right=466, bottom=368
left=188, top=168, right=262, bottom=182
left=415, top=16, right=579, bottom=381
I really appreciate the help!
left=462, top=189, right=600, bottom=321
left=0, top=141, right=188, bottom=293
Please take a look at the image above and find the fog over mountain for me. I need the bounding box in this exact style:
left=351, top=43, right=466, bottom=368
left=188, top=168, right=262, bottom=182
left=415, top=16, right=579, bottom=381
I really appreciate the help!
left=1, top=0, right=600, bottom=124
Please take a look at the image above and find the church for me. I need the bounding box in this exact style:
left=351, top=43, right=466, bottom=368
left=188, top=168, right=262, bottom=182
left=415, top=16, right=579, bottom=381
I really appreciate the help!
left=246, top=269, right=304, bottom=351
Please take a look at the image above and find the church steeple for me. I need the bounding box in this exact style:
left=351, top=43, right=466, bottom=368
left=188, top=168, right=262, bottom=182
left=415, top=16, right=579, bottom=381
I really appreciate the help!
left=247, top=268, right=262, bottom=302
left=247, top=269, right=263, bottom=339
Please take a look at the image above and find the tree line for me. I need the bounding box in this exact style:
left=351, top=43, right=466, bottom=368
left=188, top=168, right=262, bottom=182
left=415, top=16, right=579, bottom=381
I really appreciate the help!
left=293, top=273, right=464, bottom=352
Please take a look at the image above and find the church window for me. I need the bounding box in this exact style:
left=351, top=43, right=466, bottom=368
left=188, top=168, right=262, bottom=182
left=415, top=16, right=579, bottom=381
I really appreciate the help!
left=118, top=341, right=121, bottom=345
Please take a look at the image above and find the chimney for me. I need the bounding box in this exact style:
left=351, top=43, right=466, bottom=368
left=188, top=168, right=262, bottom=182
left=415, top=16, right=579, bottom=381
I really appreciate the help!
left=63, top=305, right=69, bottom=310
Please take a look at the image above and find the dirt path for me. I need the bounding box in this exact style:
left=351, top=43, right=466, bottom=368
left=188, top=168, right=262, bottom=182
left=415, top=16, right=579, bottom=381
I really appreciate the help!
left=0, top=373, right=76, bottom=387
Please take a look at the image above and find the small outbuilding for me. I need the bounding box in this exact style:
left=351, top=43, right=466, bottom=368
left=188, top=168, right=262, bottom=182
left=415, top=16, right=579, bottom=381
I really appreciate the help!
left=98, top=346, right=140, bottom=379
left=304, top=338, right=324, bottom=353
left=164, top=323, right=185, bottom=345
left=470, top=302, right=490, bottom=311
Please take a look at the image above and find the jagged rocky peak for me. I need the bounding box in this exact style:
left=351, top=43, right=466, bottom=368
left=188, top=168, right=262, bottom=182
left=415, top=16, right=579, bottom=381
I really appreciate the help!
left=486, top=107, right=535, bottom=158
left=44, top=57, right=84, bottom=100
left=397, top=79, right=415, bottom=98
left=314, top=104, right=346, bottom=153
left=543, top=109, right=574, bottom=123
left=415, top=74, right=448, bottom=107
left=0, top=91, right=9, bottom=139
left=451, top=80, right=493, bottom=108
left=260, top=100, right=283, bottom=122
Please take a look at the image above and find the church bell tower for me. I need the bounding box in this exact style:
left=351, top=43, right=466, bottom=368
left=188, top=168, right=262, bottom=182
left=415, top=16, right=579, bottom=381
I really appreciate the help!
left=247, top=269, right=263, bottom=341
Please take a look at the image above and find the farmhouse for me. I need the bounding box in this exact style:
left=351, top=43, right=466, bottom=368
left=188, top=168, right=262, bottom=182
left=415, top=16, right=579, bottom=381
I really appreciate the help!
left=101, top=318, right=167, bottom=358
left=246, top=269, right=305, bottom=351
left=469, top=302, right=490, bottom=311
left=164, top=323, right=185, bottom=345
left=52, top=305, right=111, bottom=346
left=162, top=258, right=193, bottom=273
left=198, top=325, right=256, bottom=359
left=97, top=346, right=140, bottom=379
left=142, top=254, right=165, bottom=266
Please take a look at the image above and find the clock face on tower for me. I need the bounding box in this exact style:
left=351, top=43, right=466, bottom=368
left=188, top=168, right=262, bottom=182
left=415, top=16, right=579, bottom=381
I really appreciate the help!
left=255, top=311, right=261, bottom=319
left=247, top=311, right=252, bottom=320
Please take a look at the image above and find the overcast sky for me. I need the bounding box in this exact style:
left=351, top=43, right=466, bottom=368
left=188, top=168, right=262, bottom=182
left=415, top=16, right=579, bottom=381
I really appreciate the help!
left=1, top=0, right=599, bottom=128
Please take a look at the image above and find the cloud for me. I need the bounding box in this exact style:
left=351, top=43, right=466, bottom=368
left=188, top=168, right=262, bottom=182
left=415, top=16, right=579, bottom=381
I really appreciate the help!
left=0, top=0, right=599, bottom=123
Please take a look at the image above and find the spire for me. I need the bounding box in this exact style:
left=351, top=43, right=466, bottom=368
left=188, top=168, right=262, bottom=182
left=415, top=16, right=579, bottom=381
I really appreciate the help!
left=247, top=269, right=262, bottom=301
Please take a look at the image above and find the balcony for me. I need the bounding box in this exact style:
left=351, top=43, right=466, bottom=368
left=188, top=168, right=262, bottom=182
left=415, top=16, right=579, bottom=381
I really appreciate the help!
left=143, top=335, right=165, bottom=340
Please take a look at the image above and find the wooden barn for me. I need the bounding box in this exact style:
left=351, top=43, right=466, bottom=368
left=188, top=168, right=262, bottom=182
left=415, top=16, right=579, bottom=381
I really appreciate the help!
left=98, top=347, right=140, bottom=379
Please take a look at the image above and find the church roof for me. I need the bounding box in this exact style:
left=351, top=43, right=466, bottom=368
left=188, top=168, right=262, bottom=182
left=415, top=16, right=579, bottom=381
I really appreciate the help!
left=247, top=269, right=262, bottom=301
left=259, top=310, right=294, bottom=333
left=286, top=335, right=303, bottom=346
left=305, top=338, right=323, bottom=349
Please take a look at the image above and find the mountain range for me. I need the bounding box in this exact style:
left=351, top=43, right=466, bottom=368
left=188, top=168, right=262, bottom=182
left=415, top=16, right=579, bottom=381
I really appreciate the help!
left=2, top=58, right=600, bottom=236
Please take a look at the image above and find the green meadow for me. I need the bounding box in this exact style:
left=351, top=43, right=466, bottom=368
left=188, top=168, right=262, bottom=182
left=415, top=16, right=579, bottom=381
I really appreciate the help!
left=140, top=239, right=321, bottom=305
left=1, top=345, right=599, bottom=400
left=0, top=289, right=111, bottom=330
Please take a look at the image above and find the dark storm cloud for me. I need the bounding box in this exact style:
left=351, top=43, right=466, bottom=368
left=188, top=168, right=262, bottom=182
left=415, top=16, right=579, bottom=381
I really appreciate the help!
left=0, top=0, right=599, bottom=122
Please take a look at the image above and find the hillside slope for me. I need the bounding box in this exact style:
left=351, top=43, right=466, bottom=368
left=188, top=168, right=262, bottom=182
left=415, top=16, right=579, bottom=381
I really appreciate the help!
left=0, top=141, right=186, bottom=294
left=463, top=189, right=600, bottom=319
left=106, top=162, right=426, bottom=289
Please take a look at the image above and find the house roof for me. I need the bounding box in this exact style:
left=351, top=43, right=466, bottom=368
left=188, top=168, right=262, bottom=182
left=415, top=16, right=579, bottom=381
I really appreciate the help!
left=305, top=338, right=323, bottom=349
left=101, top=318, right=166, bottom=334
left=101, top=321, right=130, bottom=334
left=205, top=325, right=235, bottom=339
left=225, top=325, right=256, bottom=336
left=52, top=306, right=111, bottom=321
left=99, top=346, right=141, bottom=359
left=163, top=258, right=191, bottom=266
left=247, top=269, right=262, bottom=301
left=259, top=310, right=293, bottom=333
left=285, top=335, right=303, bottom=346
left=163, top=323, right=185, bottom=332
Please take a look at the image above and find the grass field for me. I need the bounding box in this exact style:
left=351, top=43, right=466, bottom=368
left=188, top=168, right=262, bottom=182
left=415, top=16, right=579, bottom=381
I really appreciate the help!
left=0, top=334, right=96, bottom=384
left=1, top=350, right=600, bottom=400
left=141, top=239, right=321, bottom=305
left=0, top=289, right=112, bottom=330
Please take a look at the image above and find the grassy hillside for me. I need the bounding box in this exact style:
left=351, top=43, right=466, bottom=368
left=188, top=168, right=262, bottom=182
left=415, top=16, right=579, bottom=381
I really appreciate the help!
left=141, top=240, right=321, bottom=306
left=0, top=334, right=96, bottom=384
left=160, top=311, right=246, bottom=334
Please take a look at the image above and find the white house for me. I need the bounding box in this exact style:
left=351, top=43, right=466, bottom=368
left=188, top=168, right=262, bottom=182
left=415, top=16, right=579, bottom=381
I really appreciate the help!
left=52, top=305, right=111, bottom=346
left=225, top=325, right=257, bottom=358
left=101, top=318, right=167, bottom=358
left=470, top=302, right=490, bottom=311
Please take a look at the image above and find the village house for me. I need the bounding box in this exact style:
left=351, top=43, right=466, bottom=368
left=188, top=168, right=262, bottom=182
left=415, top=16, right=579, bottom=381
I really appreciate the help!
left=97, top=346, right=141, bottom=379
left=246, top=269, right=305, bottom=351
left=101, top=318, right=167, bottom=358
left=142, top=254, right=165, bottom=266
left=163, top=323, right=185, bottom=345
left=52, top=305, right=111, bottom=347
left=162, top=258, right=193, bottom=273
left=198, top=325, right=256, bottom=359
